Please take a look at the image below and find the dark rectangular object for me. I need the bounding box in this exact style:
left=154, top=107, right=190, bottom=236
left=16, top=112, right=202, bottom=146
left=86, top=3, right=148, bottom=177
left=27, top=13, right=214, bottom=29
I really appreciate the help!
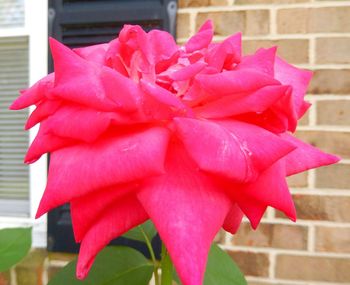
left=47, top=0, right=177, bottom=256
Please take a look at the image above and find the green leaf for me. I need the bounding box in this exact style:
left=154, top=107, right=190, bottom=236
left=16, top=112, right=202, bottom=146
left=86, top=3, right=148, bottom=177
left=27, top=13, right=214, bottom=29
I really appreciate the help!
left=0, top=227, right=32, bottom=272
left=122, top=220, right=157, bottom=243
left=48, top=246, right=153, bottom=285
left=173, top=243, right=247, bottom=285
left=204, top=244, right=247, bottom=285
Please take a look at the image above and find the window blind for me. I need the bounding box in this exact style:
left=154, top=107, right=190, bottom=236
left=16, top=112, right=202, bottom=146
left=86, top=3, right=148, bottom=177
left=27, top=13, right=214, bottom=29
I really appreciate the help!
left=0, top=36, right=29, bottom=216
left=0, top=0, right=25, bottom=28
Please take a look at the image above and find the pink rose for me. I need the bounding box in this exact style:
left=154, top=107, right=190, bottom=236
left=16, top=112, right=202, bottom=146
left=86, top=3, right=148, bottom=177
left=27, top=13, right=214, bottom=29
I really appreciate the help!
left=11, top=20, right=339, bottom=285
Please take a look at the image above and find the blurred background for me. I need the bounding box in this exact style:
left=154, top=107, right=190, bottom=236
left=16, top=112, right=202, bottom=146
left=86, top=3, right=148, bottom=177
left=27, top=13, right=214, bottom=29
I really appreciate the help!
left=0, top=0, right=349, bottom=284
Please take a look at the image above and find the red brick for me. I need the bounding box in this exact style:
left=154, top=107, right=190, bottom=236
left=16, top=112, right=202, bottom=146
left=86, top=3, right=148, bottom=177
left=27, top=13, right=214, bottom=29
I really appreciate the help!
left=316, top=38, right=350, bottom=64
left=210, top=0, right=230, bottom=5
left=236, top=0, right=308, bottom=3
left=315, top=164, right=350, bottom=189
left=308, top=69, right=350, bottom=94
left=289, top=195, right=350, bottom=222
left=214, top=229, right=226, bottom=243
left=248, top=282, right=300, bottom=285
left=243, top=39, right=309, bottom=64
left=299, top=108, right=309, bottom=125
left=177, top=13, right=191, bottom=39
left=276, top=254, right=350, bottom=282
left=287, top=172, right=308, bottom=188
left=278, top=7, right=350, bottom=34
left=178, top=0, right=209, bottom=7
left=232, top=223, right=308, bottom=250
left=15, top=249, right=47, bottom=285
left=196, top=10, right=269, bottom=36
left=317, top=100, right=350, bottom=126
left=295, top=130, right=350, bottom=159
left=179, top=0, right=230, bottom=7
left=0, top=272, right=10, bottom=285
left=315, top=226, right=350, bottom=253
left=227, top=251, right=270, bottom=277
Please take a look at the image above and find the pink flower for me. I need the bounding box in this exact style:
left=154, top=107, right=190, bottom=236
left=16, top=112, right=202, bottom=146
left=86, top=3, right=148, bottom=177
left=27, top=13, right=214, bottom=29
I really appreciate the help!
left=11, top=21, right=339, bottom=285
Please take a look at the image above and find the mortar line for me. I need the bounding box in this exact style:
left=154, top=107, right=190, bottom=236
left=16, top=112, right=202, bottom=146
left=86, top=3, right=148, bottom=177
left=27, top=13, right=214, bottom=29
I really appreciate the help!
left=241, top=218, right=350, bottom=228
left=10, top=268, right=17, bottom=285
left=42, top=257, right=49, bottom=285
left=189, top=11, right=196, bottom=36
left=309, top=36, right=316, bottom=65
left=306, top=95, right=350, bottom=100
left=266, top=207, right=275, bottom=220
left=221, top=244, right=350, bottom=258
left=290, top=189, right=350, bottom=195
left=178, top=2, right=350, bottom=13
left=224, top=231, right=232, bottom=245
left=269, top=252, right=277, bottom=279
left=270, top=7, right=277, bottom=36
left=176, top=33, right=350, bottom=44
left=309, top=99, right=317, bottom=126
left=246, top=276, right=347, bottom=285
left=297, top=125, right=350, bottom=132
left=307, top=224, right=316, bottom=252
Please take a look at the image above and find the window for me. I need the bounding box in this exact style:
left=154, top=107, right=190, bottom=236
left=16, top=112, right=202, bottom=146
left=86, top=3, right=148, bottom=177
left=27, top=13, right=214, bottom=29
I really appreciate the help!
left=0, top=0, right=48, bottom=248
left=0, top=0, right=29, bottom=216
left=0, top=36, right=29, bottom=217
left=0, top=0, right=25, bottom=28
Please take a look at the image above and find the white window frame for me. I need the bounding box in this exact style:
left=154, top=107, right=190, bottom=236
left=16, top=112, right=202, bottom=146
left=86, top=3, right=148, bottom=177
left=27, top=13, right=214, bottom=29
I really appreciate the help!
left=0, top=0, right=48, bottom=248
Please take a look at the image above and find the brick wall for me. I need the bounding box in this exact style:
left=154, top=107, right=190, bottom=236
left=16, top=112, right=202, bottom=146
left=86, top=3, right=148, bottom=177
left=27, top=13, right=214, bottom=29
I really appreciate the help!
left=177, top=0, right=350, bottom=284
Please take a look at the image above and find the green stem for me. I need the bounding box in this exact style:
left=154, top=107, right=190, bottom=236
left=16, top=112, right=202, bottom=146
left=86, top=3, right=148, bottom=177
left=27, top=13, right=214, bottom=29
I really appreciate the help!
left=161, top=242, right=174, bottom=285
left=139, top=226, right=160, bottom=285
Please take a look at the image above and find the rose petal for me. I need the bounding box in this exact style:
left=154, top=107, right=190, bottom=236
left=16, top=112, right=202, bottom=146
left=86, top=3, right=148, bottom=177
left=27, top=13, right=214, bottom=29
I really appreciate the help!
left=195, top=85, right=290, bottom=118
left=138, top=141, right=231, bottom=285
left=74, top=43, right=109, bottom=65
left=174, top=118, right=248, bottom=182
left=237, top=47, right=277, bottom=76
left=43, top=104, right=116, bottom=142
left=234, top=161, right=296, bottom=227
left=281, top=133, right=341, bottom=176
left=76, top=195, right=148, bottom=279
left=25, top=122, right=78, bottom=163
left=71, top=182, right=138, bottom=242
left=140, top=79, right=193, bottom=117
left=233, top=196, right=266, bottom=229
left=36, top=127, right=170, bottom=217
left=146, top=29, right=178, bottom=65
left=105, top=39, right=129, bottom=76
left=100, top=66, right=142, bottom=111
left=220, top=120, right=297, bottom=171
left=268, top=89, right=298, bottom=132
left=275, top=56, right=313, bottom=118
left=175, top=118, right=296, bottom=182
left=170, top=61, right=207, bottom=81
left=115, top=25, right=148, bottom=70
left=10, top=73, right=54, bottom=110
left=223, top=204, right=244, bottom=234
left=206, top=33, right=241, bottom=71
left=49, top=38, right=119, bottom=111
left=25, top=99, right=61, bottom=130
left=185, top=20, right=214, bottom=53
left=185, top=69, right=280, bottom=103
left=235, top=88, right=298, bottom=133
